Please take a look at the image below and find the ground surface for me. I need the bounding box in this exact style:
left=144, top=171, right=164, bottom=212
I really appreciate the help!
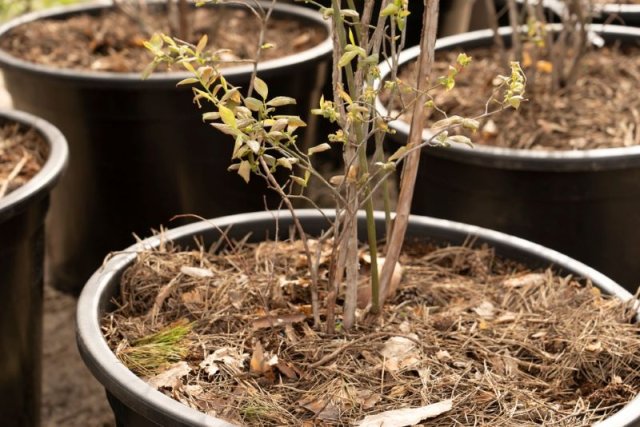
left=42, top=284, right=115, bottom=427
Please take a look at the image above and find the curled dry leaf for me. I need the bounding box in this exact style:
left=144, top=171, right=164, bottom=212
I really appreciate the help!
left=503, top=273, right=547, bottom=288
left=200, top=347, right=247, bottom=378
left=473, top=301, right=496, bottom=319
left=147, top=361, right=191, bottom=390
left=250, top=341, right=275, bottom=383
left=355, top=399, right=453, bottom=427
left=251, top=313, right=306, bottom=330
left=180, top=266, right=214, bottom=278
left=297, top=396, right=340, bottom=421
left=380, top=335, right=420, bottom=372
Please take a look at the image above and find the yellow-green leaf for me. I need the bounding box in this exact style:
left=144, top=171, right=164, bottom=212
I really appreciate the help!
left=308, top=143, right=331, bottom=156
left=238, top=160, right=251, bottom=183
left=267, top=96, right=297, bottom=107
left=218, top=104, right=237, bottom=128
left=338, top=50, right=358, bottom=68
left=177, top=77, right=199, bottom=86
left=254, top=77, right=268, bottom=100
left=196, top=35, right=208, bottom=55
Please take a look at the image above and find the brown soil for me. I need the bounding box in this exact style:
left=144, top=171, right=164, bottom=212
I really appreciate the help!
left=0, top=123, right=47, bottom=199
left=42, top=282, right=115, bottom=426
left=102, top=238, right=640, bottom=425
left=390, top=44, right=640, bottom=150
left=0, top=5, right=326, bottom=72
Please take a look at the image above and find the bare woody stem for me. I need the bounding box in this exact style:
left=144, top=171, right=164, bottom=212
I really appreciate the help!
left=258, top=157, right=321, bottom=326
left=378, top=0, right=439, bottom=308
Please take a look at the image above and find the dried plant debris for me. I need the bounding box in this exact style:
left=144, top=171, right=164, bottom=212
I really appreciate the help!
left=390, top=45, right=640, bottom=150
left=102, top=236, right=640, bottom=426
left=0, top=6, right=326, bottom=72
left=0, top=123, right=47, bottom=199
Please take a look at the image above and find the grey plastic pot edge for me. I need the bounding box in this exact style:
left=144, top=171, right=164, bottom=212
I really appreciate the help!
left=374, top=24, right=640, bottom=172
left=77, top=209, right=640, bottom=427
left=0, top=0, right=333, bottom=88
left=0, top=108, right=68, bottom=221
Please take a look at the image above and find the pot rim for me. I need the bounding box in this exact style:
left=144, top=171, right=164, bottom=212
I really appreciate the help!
left=374, top=24, right=640, bottom=171
left=0, top=108, right=68, bottom=222
left=76, top=209, right=640, bottom=427
left=0, top=0, right=333, bottom=88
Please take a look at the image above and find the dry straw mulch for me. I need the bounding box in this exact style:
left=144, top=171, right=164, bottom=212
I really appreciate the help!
left=0, top=123, right=47, bottom=199
left=103, top=235, right=640, bottom=426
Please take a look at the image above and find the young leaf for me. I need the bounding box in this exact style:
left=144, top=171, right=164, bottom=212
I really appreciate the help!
left=308, top=143, right=331, bottom=156
left=238, top=160, right=251, bottom=183
left=388, top=146, right=407, bottom=162
left=338, top=50, right=359, bottom=68
left=177, top=77, right=199, bottom=87
left=254, top=77, right=269, bottom=100
left=218, top=105, right=237, bottom=129
left=267, top=97, right=297, bottom=107
left=195, top=35, right=208, bottom=55
left=244, top=97, right=263, bottom=112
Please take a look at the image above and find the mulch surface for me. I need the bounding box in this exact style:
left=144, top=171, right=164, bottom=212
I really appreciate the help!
left=0, top=5, right=326, bottom=72
left=102, top=238, right=640, bottom=426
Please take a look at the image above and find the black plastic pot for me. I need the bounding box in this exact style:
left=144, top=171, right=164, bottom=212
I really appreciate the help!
left=376, top=24, right=640, bottom=292
left=595, top=3, right=640, bottom=26
left=0, top=109, right=68, bottom=426
left=77, top=209, right=640, bottom=426
left=0, top=0, right=332, bottom=295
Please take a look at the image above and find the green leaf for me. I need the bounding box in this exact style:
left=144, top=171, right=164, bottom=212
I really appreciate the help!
left=196, top=35, right=208, bottom=55
left=340, top=9, right=359, bottom=19
left=238, top=160, right=251, bottom=183
left=267, top=96, right=297, bottom=107
left=308, top=143, right=331, bottom=156
left=457, top=52, right=472, bottom=67
left=447, top=135, right=474, bottom=147
left=246, top=140, right=260, bottom=154
left=388, top=146, right=407, bottom=162
left=254, top=77, right=268, bottom=100
left=277, top=158, right=293, bottom=170
left=380, top=3, right=398, bottom=16
left=244, top=97, right=263, bottom=112
left=218, top=104, right=237, bottom=129
left=338, top=50, right=358, bottom=68
left=202, top=112, right=220, bottom=121
left=141, top=61, right=158, bottom=80
left=176, top=77, right=199, bottom=86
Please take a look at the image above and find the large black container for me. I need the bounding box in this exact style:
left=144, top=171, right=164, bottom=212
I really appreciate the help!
left=0, top=0, right=332, bottom=295
left=0, top=109, right=68, bottom=426
left=76, top=210, right=640, bottom=426
left=596, top=3, right=640, bottom=26
left=376, top=25, right=640, bottom=292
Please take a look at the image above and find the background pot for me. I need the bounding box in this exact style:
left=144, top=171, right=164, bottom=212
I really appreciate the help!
left=595, top=3, right=640, bottom=26
left=376, top=24, right=640, bottom=293
left=76, top=209, right=640, bottom=427
left=0, top=0, right=332, bottom=295
left=0, top=109, right=67, bottom=426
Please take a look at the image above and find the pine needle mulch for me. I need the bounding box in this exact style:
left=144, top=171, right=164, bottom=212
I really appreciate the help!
left=103, top=237, right=640, bottom=426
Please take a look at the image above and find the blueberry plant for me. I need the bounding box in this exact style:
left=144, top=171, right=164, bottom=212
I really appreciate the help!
left=143, top=0, right=525, bottom=332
